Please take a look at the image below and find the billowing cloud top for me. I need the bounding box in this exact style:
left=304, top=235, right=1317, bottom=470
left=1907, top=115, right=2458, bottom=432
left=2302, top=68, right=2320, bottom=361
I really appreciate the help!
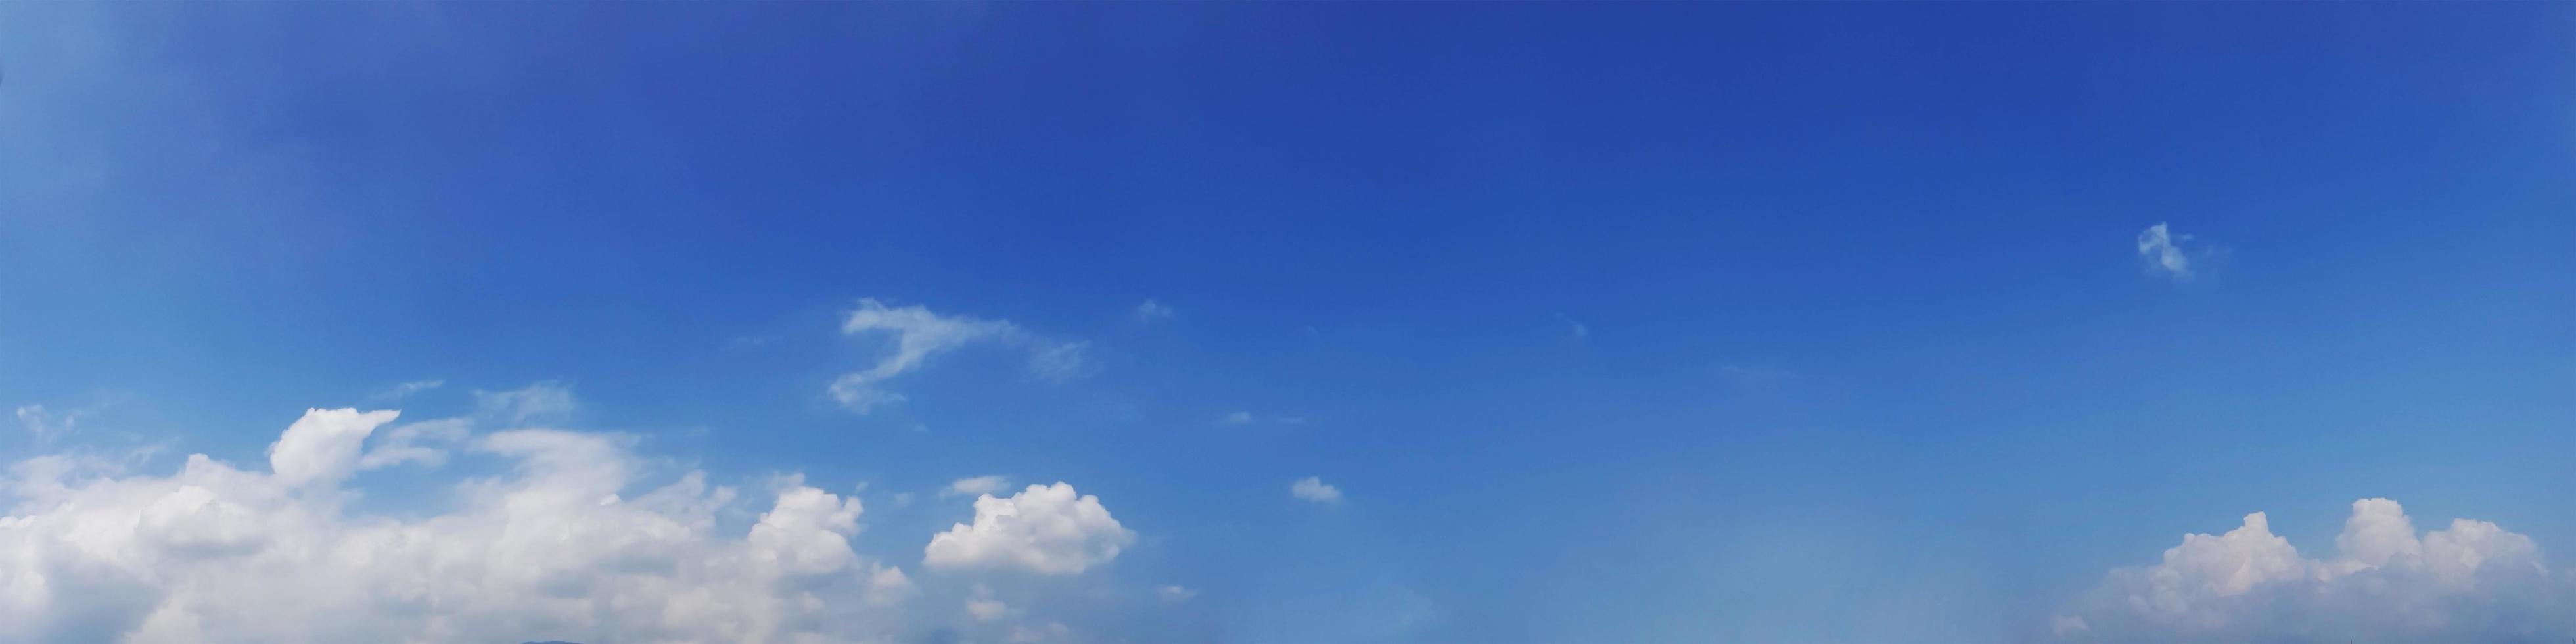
left=924, top=482, right=1136, bottom=575
left=2056, top=498, right=2569, bottom=643
left=0, top=406, right=1162, bottom=643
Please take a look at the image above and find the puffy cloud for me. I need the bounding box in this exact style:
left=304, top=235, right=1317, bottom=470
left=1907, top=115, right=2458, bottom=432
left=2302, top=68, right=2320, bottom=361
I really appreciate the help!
left=1290, top=476, right=1342, bottom=503
left=2136, top=223, right=2201, bottom=280
left=2056, top=498, right=2571, bottom=642
left=1131, top=300, right=1174, bottom=325
left=829, top=299, right=1022, bottom=414
left=943, top=475, right=1012, bottom=499
left=473, top=381, right=576, bottom=425
left=266, top=408, right=401, bottom=488
left=923, top=483, right=1134, bottom=575
left=0, top=407, right=921, bottom=643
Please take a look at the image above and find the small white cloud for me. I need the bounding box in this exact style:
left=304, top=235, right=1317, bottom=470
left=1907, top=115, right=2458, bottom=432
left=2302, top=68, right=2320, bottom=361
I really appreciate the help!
left=1156, top=585, right=1198, bottom=603
left=2136, top=222, right=2204, bottom=281
left=923, top=482, right=1135, bottom=575
left=474, top=381, right=576, bottom=425
left=942, top=475, right=1011, bottom=499
left=369, top=379, right=444, bottom=402
left=1289, top=476, right=1341, bottom=503
left=1217, top=411, right=1256, bottom=426
left=1132, top=300, right=1175, bottom=325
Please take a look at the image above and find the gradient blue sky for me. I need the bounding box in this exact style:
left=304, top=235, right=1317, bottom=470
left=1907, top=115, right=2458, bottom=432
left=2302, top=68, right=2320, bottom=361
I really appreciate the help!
left=3, top=4, right=2574, bottom=642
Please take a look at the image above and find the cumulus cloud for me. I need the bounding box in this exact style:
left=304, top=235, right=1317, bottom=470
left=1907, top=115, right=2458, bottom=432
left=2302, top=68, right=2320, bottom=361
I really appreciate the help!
left=266, top=408, right=402, bottom=488
left=2136, top=222, right=2205, bottom=281
left=1290, top=476, right=1342, bottom=503
left=1132, top=300, right=1174, bottom=325
left=943, top=475, right=1012, bottom=499
left=2056, top=498, right=2573, bottom=643
left=474, top=381, right=576, bottom=425
left=923, top=482, right=1135, bottom=575
left=0, top=407, right=924, bottom=643
left=831, top=299, right=1092, bottom=414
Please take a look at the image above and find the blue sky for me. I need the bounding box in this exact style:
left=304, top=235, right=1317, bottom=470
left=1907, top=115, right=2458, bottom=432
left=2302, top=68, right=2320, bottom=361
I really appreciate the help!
left=3, top=4, right=2573, bottom=642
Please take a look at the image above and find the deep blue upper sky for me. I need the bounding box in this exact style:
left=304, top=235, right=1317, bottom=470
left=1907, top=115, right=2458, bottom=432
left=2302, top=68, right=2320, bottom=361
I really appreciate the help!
left=3, top=4, right=2573, bottom=641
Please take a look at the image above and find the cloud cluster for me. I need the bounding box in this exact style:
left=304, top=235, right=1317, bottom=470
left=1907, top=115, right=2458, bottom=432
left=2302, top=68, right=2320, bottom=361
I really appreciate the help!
left=924, top=483, right=1136, bottom=576
left=0, top=407, right=1042, bottom=643
left=830, top=299, right=1090, bottom=414
left=2056, top=498, right=2573, bottom=642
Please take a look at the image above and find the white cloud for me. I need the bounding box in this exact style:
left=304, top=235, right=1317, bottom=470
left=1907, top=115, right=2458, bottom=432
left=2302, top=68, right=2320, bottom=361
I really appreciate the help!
left=1026, top=341, right=1095, bottom=384
left=266, top=408, right=401, bottom=488
left=1217, top=411, right=1255, bottom=426
left=1157, top=584, right=1198, bottom=603
left=1555, top=313, right=1589, bottom=340
left=830, top=298, right=1025, bottom=414
left=0, top=407, right=926, bottom=643
left=1132, top=300, right=1174, bottom=325
left=2136, top=222, right=2202, bottom=280
left=2056, top=498, right=2571, bottom=642
left=965, top=584, right=1018, bottom=622
left=13, top=405, right=81, bottom=439
left=369, top=379, right=444, bottom=401
left=1290, top=476, right=1342, bottom=503
left=353, top=415, right=474, bottom=471
left=474, top=381, right=576, bottom=425
left=942, top=475, right=1012, bottom=499
left=923, top=482, right=1135, bottom=575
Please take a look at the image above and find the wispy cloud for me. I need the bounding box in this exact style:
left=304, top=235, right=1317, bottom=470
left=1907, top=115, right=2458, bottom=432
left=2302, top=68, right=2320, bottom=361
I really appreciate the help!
left=474, top=381, right=577, bottom=425
left=369, top=379, right=445, bottom=401
left=941, top=475, right=1012, bottom=499
left=13, top=405, right=82, bottom=439
left=2135, top=223, right=2210, bottom=281
left=1132, top=299, right=1175, bottom=325
left=831, top=298, right=1095, bottom=414
left=1555, top=313, right=1589, bottom=340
